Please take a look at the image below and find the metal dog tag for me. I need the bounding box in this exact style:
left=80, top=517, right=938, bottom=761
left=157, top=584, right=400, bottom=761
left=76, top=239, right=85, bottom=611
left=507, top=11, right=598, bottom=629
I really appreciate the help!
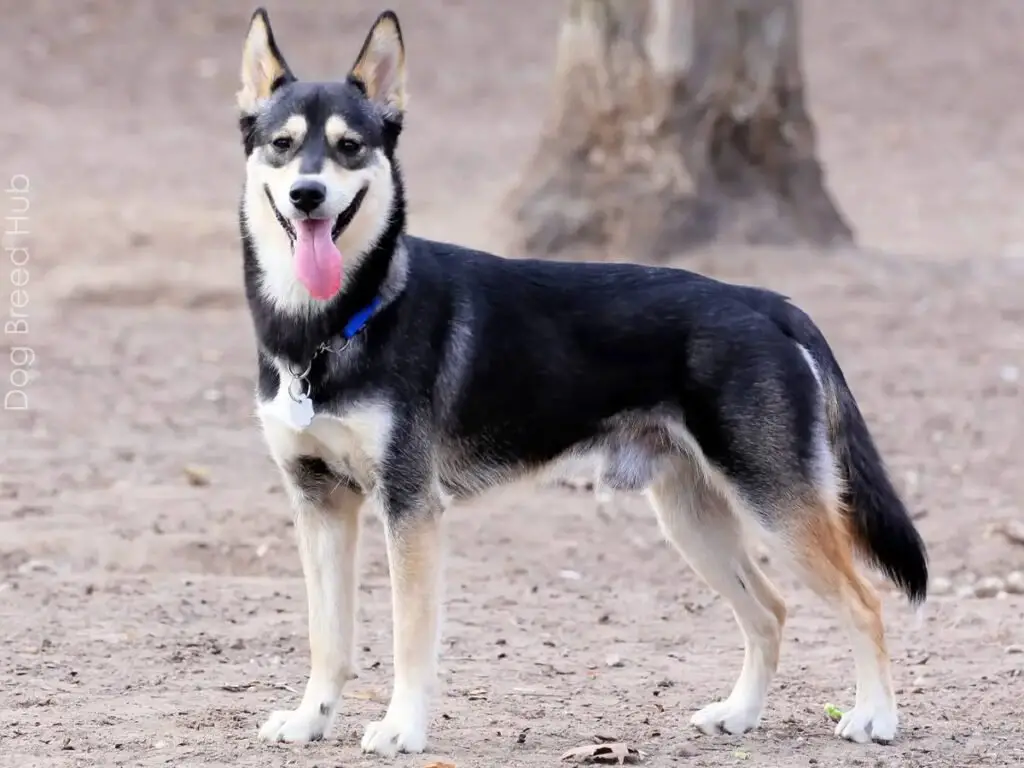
left=280, top=374, right=315, bottom=431
left=286, top=393, right=315, bottom=430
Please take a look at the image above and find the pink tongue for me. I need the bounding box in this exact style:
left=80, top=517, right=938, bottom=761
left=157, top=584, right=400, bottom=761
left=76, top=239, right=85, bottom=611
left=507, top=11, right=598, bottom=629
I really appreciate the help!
left=293, top=219, right=342, bottom=300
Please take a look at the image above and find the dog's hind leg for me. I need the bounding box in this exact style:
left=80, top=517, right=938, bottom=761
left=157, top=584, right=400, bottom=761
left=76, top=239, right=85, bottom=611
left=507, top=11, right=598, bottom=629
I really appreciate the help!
left=361, top=491, right=445, bottom=757
left=784, top=500, right=898, bottom=744
left=646, top=456, right=786, bottom=736
left=259, top=459, right=364, bottom=743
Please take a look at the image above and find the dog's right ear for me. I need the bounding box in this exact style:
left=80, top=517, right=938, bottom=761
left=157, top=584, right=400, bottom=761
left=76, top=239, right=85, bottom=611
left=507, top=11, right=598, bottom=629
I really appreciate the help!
left=237, top=8, right=294, bottom=115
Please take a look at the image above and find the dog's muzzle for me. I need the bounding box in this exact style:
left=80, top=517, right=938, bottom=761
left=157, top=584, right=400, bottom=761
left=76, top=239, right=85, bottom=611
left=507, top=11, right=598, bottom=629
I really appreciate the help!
left=264, top=184, right=370, bottom=245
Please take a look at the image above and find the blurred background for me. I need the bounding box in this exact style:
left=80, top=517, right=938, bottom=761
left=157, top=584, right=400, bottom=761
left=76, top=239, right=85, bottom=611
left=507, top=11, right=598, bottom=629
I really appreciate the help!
left=1, top=2, right=1023, bottom=766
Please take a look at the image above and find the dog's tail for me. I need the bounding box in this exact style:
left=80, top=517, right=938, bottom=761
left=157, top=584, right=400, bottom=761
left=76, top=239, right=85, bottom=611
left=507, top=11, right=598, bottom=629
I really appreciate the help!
left=785, top=307, right=928, bottom=605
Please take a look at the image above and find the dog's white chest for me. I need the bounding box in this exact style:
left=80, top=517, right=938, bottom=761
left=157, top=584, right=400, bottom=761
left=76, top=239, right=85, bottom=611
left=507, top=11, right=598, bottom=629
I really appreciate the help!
left=258, top=367, right=394, bottom=489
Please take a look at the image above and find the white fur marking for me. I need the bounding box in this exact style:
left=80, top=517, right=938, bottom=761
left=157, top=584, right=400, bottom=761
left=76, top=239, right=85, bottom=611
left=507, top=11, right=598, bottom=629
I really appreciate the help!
left=258, top=489, right=362, bottom=743
left=647, top=455, right=783, bottom=736
left=258, top=362, right=394, bottom=491
left=796, top=343, right=842, bottom=509
left=832, top=632, right=898, bottom=744
left=243, top=146, right=396, bottom=315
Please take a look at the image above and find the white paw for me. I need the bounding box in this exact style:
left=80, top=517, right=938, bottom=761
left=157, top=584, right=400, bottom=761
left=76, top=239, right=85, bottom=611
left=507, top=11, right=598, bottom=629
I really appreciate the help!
left=834, top=700, right=898, bottom=744
left=360, top=714, right=427, bottom=756
left=258, top=707, right=330, bottom=743
left=691, top=698, right=763, bottom=736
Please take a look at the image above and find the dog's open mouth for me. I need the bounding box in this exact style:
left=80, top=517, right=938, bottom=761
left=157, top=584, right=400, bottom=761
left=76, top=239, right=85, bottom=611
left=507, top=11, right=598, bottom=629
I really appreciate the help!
left=264, top=185, right=369, bottom=300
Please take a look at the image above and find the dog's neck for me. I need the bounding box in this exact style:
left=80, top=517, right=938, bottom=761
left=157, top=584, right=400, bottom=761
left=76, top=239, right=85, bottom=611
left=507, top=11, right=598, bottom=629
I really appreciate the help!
left=242, top=192, right=408, bottom=368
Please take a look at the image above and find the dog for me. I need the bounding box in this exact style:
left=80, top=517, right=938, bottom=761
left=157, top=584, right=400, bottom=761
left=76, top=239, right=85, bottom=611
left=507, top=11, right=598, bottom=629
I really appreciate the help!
left=235, top=8, right=928, bottom=756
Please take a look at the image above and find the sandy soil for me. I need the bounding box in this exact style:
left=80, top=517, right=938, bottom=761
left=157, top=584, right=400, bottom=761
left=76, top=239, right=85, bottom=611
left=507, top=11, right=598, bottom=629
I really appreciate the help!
left=2, top=2, right=1024, bottom=767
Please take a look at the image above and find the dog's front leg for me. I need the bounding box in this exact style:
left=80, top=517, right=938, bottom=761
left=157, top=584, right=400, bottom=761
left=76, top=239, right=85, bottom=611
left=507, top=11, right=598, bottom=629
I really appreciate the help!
left=361, top=475, right=445, bottom=756
left=259, top=464, right=364, bottom=743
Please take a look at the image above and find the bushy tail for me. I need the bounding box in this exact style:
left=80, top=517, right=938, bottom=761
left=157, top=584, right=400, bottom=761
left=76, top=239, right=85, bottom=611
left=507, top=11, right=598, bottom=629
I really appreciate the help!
left=773, top=299, right=929, bottom=604
left=829, top=378, right=928, bottom=604
left=793, top=324, right=929, bottom=604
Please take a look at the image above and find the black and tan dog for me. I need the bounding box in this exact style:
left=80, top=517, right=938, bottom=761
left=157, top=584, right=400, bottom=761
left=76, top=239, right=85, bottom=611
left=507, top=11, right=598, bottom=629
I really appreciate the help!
left=235, top=8, right=927, bottom=756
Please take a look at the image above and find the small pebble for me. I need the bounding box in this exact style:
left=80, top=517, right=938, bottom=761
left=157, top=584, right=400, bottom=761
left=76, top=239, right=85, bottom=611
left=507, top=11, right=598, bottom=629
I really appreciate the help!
left=1005, top=645, right=1024, bottom=655
left=1005, top=571, right=1024, bottom=595
left=202, top=388, right=223, bottom=402
left=930, top=577, right=952, bottom=595
left=972, top=577, right=1005, bottom=598
left=605, top=654, right=624, bottom=668
left=182, top=465, right=211, bottom=487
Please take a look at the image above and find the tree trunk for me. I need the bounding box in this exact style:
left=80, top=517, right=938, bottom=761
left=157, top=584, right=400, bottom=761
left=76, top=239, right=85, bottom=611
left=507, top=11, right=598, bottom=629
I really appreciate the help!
left=508, top=0, right=853, bottom=262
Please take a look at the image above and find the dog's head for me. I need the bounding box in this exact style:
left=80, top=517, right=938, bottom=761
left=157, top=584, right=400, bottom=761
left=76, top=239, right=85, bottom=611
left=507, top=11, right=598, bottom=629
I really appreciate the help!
left=238, top=8, right=405, bottom=311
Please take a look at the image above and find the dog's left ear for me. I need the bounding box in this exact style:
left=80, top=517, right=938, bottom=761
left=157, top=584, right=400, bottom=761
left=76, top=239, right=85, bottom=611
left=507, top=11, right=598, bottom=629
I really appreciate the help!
left=238, top=8, right=295, bottom=114
left=350, top=11, right=407, bottom=114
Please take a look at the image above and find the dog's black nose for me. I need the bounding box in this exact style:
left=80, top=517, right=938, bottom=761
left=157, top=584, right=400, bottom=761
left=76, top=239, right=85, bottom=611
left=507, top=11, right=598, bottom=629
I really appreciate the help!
left=289, top=179, right=327, bottom=214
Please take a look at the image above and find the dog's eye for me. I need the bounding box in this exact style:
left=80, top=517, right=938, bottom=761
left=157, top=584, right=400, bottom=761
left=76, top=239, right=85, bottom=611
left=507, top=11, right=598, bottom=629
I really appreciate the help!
left=337, top=138, right=363, bottom=156
left=271, top=136, right=293, bottom=152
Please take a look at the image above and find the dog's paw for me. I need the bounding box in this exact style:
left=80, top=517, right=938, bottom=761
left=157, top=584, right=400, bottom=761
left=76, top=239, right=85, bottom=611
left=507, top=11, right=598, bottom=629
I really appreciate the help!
left=690, top=698, right=763, bottom=736
left=360, top=716, right=427, bottom=757
left=258, top=708, right=329, bottom=743
left=834, top=700, right=898, bottom=744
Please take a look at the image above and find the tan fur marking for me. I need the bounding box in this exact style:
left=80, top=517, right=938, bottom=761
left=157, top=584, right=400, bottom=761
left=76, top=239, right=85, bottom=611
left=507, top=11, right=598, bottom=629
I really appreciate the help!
left=794, top=503, right=890, bottom=688
left=325, top=115, right=362, bottom=147
left=273, top=115, right=308, bottom=146
left=740, top=555, right=787, bottom=629
left=257, top=478, right=365, bottom=743
left=360, top=508, right=442, bottom=754
left=387, top=512, right=444, bottom=688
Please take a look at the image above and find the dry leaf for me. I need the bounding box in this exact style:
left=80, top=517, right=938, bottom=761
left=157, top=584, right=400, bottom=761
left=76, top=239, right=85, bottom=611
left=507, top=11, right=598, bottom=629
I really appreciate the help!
left=423, top=762, right=456, bottom=768
left=561, top=742, right=644, bottom=764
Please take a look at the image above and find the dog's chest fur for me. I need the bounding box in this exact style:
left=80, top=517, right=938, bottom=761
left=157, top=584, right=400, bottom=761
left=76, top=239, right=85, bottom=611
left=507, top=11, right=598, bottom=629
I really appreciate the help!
left=257, top=361, right=393, bottom=493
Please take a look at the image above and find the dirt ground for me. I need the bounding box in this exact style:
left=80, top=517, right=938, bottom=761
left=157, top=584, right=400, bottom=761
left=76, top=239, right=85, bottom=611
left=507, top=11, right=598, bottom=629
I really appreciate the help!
left=2, top=2, right=1024, bottom=767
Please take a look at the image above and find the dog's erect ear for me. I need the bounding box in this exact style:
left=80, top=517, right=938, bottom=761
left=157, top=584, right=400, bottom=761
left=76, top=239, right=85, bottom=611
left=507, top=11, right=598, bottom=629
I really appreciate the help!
left=238, top=8, right=294, bottom=114
left=350, top=11, right=406, bottom=113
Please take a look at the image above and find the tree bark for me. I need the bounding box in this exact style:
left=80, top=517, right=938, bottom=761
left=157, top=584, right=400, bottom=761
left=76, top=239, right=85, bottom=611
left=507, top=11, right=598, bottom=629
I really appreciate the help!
left=508, top=0, right=854, bottom=262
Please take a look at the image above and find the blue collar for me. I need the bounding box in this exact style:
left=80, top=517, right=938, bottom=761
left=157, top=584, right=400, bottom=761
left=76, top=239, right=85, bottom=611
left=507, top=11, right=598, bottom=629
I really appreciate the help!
left=285, top=295, right=384, bottom=388
left=342, top=295, right=383, bottom=339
